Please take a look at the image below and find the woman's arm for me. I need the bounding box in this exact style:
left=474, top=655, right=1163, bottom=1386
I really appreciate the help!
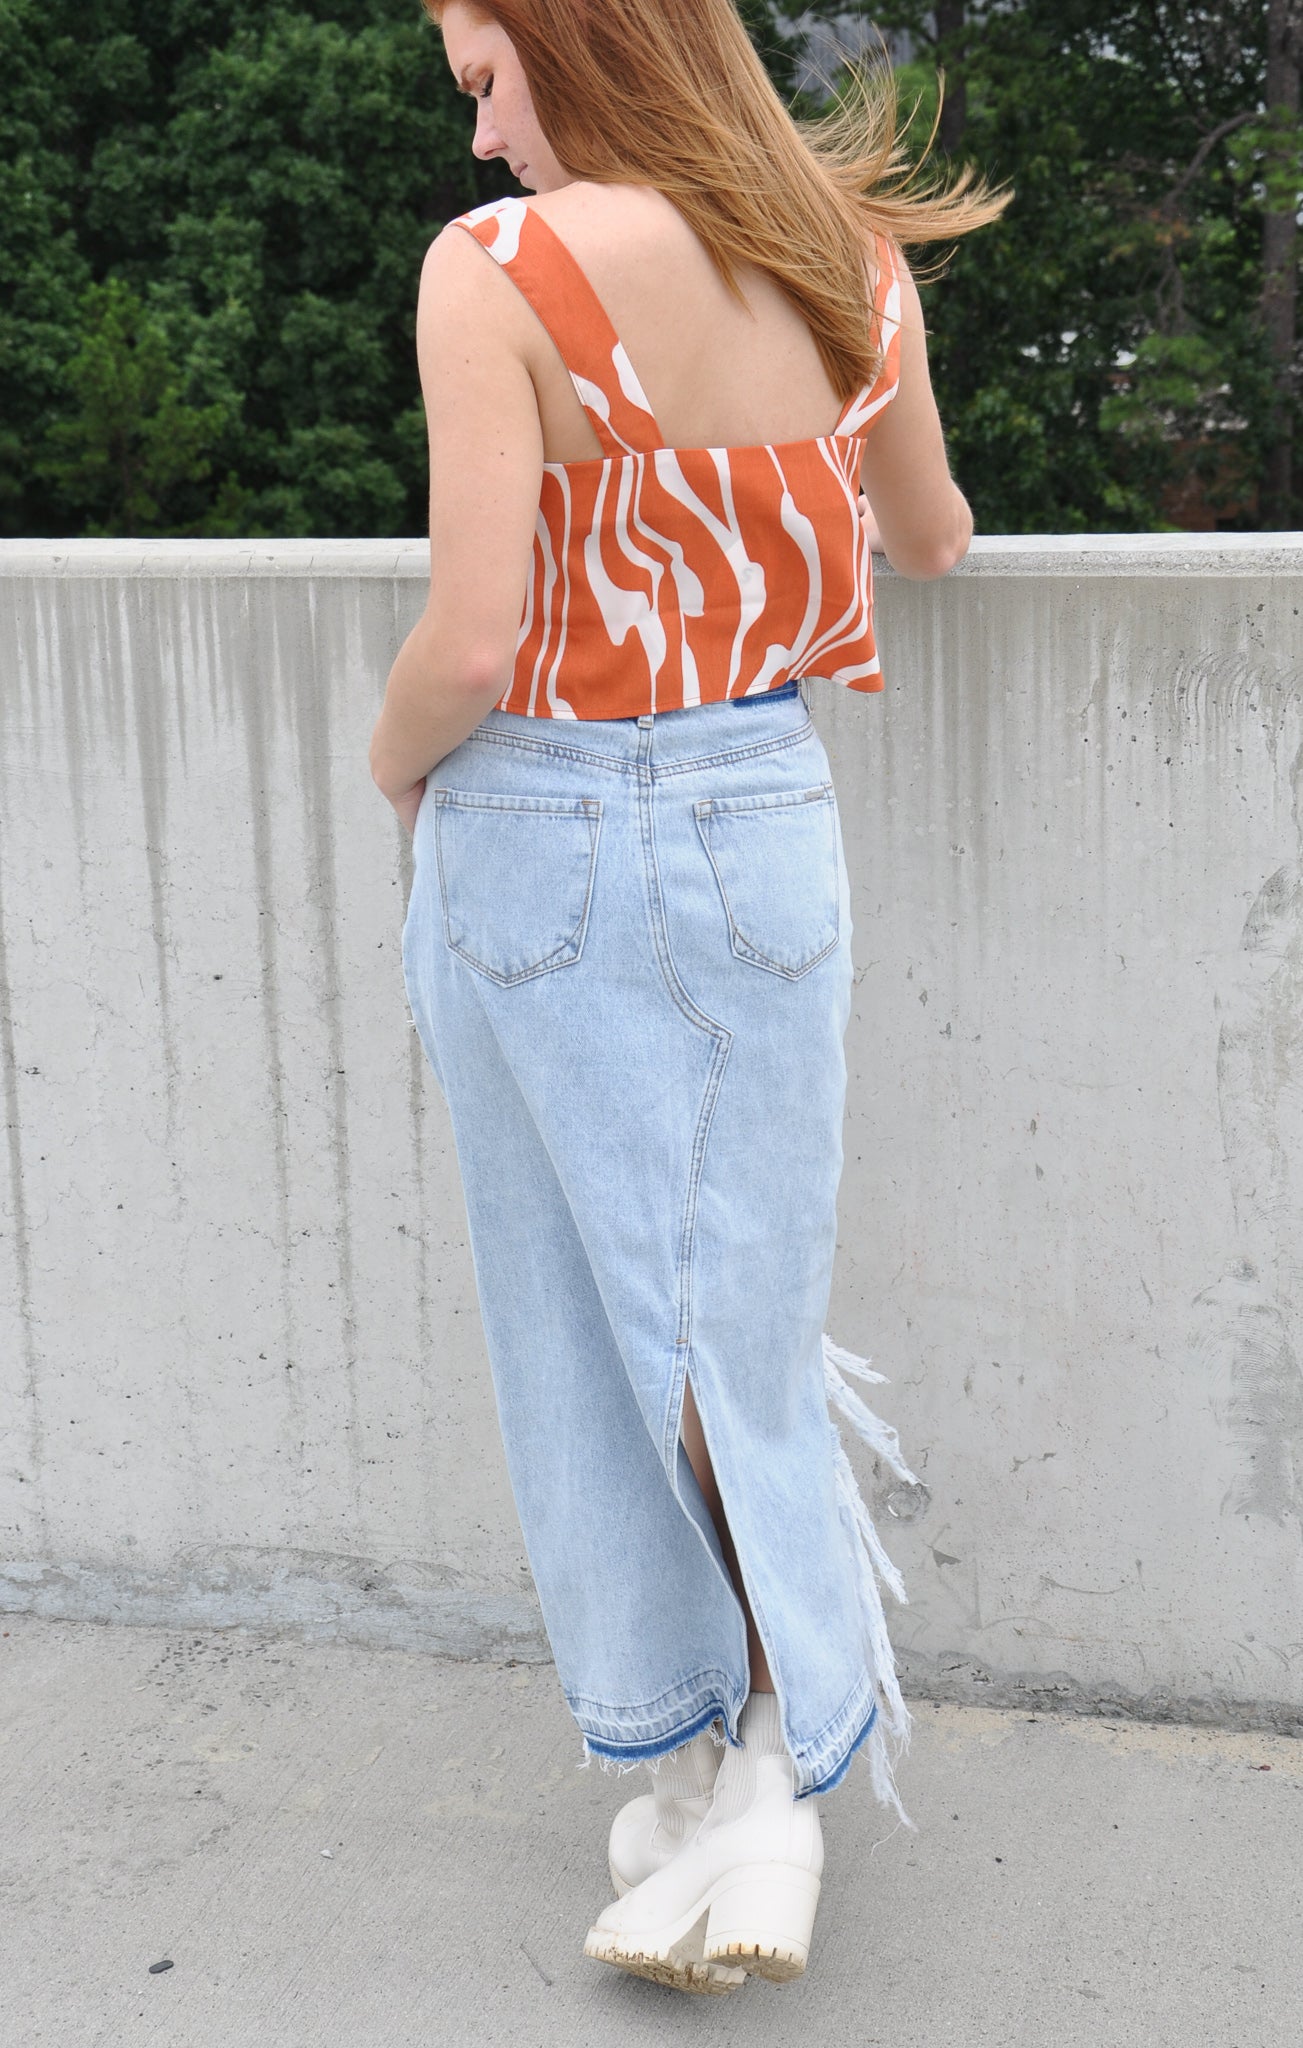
left=858, top=256, right=972, bottom=580
left=369, top=226, right=544, bottom=808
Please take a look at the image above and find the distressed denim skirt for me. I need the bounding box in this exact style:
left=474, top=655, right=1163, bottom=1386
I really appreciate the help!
left=401, top=679, right=919, bottom=1822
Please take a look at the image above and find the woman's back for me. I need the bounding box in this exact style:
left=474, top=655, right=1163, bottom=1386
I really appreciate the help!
left=370, top=0, right=1006, bottom=767
left=509, top=181, right=857, bottom=462
left=443, top=185, right=898, bottom=717
left=376, top=4, right=1010, bottom=1950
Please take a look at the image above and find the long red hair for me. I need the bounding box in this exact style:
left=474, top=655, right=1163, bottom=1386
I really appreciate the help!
left=424, top=0, right=1008, bottom=400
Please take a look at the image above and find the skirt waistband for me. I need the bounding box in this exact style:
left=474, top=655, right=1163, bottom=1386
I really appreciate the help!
left=471, top=678, right=814, bottom=772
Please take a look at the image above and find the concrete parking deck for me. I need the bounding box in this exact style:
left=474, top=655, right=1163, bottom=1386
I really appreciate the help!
left=2, top=1617, right=1299, bottom=2047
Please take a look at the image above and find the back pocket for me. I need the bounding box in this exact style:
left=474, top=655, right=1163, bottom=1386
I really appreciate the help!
left=434, top=790, right=602, bottom=986
left=694, top=783, right=839, bottom=979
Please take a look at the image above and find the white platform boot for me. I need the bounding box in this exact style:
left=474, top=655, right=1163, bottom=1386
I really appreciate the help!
left=607, top=1724, right=722, bottom=1894
left=605, top=1724, right=747, bottom=1993
left=586, top=1691, right=823, bottom=1990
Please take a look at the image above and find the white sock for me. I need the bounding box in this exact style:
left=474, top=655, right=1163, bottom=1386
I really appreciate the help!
left=696, top=1690, right=789, bottom=1838
left=738, top=1689, right=787, bottom=1756
left=648, top=1723, right=720, bottom=1810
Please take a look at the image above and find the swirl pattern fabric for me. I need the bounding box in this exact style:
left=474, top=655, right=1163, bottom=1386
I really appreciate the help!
left=451, top=197, right=903, bottom=720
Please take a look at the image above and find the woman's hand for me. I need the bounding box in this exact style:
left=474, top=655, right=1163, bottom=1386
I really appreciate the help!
left=388, top=779, right=426, bottom=837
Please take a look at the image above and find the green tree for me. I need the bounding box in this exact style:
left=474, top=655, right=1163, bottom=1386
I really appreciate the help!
left=37, top=277, right=232, bottom=533
left=3, top=1, right=1298, bottom=536
left=0, top=0, right=93, bottom=529
left=1, top=0, right=501, bottom=537
left=815, top=0, right=1290, bottom=529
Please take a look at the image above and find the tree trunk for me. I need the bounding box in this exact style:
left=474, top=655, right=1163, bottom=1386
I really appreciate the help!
left=1262, top=0, right=1300, bottom=526
left=935, top=1, right=967, bottom=157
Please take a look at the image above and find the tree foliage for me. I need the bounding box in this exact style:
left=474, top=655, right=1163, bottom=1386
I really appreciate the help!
left=1, top=0, right=506, bottom=536
left=2, top=0, right=1297, bottom=536
left=821, top=0, right=1295, bottom=529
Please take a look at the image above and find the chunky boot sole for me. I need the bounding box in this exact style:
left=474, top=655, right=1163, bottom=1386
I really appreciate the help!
left=585, top=1860, right=819, bottom=1990
left=701, top=1863, right=822, bottom=1982
left=584, top=1912, right=747, bottom=1994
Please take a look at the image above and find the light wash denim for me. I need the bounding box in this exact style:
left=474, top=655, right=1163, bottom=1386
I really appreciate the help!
left=401, top=680, right=918, bottom=1820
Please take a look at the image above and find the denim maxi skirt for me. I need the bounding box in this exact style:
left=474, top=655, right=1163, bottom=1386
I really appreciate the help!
left=401, top=678, right=920, bottom=1824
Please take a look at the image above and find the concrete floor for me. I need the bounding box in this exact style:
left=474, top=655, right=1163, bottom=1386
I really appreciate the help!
left=1, top=1616, right=1299, bottom=2047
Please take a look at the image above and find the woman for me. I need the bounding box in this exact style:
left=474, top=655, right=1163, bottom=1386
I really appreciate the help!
left=370, top=0, right=1006, bottom=1996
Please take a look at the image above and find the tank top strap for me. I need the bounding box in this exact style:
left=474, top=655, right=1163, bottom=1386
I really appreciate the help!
left=450, top=198, right=665, bottom=458
left=832, top=231, right=905, bottom=439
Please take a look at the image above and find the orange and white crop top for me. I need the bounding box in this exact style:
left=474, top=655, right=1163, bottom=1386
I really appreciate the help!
left=450, top=196, right=903, bottom=720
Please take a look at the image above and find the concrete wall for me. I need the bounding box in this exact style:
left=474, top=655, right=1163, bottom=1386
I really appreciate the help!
left=2, top=535, right=1302, bottom=1729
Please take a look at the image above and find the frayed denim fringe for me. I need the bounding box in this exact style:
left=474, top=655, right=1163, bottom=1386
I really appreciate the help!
left=822, top=1332, right=921, bottom=1832
left=577, top=1708, right=730, bottom=1779
left=574, top=1332, right=919, bottom=1829
left=581, top=1712, right=733, bottom=1777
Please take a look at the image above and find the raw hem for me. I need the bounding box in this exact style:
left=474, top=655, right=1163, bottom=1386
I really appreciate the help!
left=577, top=1697, right=739, bottom=1778
left=566, top=1665, right=744, bottom=1747
left=796, top=1693, right=879, bottom=1798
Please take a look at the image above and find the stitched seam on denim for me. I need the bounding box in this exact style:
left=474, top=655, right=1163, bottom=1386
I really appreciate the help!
left=437, top=808, right=602, bottom=985
left=791, top=1664, right=882, bottom=1777
left=571, top=1694, right=735, bottom=1744
left=581, top=1703, right=733, bottom=1764
left=818, top=1661, right=882, bottom=1747
left=565, top=1667, right=739, bottom=1721
left=650, top=718, right=818, bottom=781
left=729, top=930, right=840, bottom=981
left=633, top=770, right=730, bottom=1052
left=633, top=771, right=732, bottom=1355
left=693, top=808, right=841, bottom=981
left=673, top=1040, right=731, bottom=1352
left=461, top=715, right=816, bottom=780
left=460, top=728, right=637, bottom=775
left=433, top=790, right=602, bottom=816
left=800, top=1693, right=881, bottom=1799
left=433, top=799, right=455, bottom=964
left=697, top=782, right=834, bottom=816
left=445, top=939, right=582, bottom=984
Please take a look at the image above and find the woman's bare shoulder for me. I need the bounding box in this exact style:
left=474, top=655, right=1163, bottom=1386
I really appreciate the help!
left=526, top=180, right=693, bottom=260
left=416, top=212, right=538, bottom=356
